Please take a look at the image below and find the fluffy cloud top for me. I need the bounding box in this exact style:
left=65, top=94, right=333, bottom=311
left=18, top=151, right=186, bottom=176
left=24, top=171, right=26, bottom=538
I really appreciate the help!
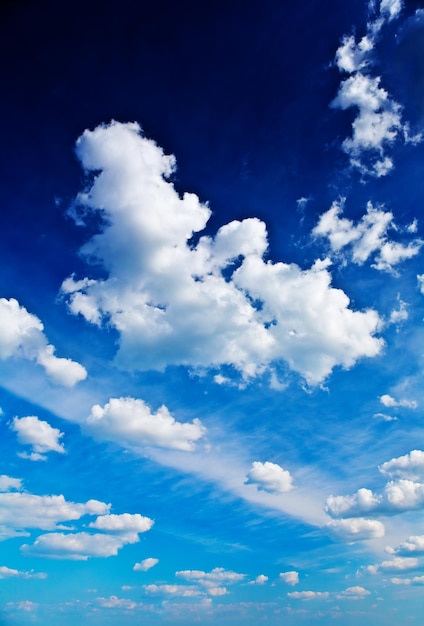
left=133, top=557, right=159, bottom=572
left=367, top=556, right=418, bottom=574
left=61, top=121, right=383, bottom=386
left=85, top=397, right=206, bottom=452
left=0, top=475, right=22, bottom=491
left=326, top=480, right=424, bottom=517
left=21, top=531, right=140, bottom=560
left=324, top=517, right=385, bottom=541
left=144, top=584, right=203, bottom=597
left=176, top=567, right=245, bottom=587
left=313, top=200, right=422, bottom=272
left=0, top=298, right=87, bottom=386
left=287, top=591, right=329, bottom=600
left=0, top=480, right=109, bottom=541
left=88, top=513, right=153, bottom=541
left=393, top=535, right=424, bottom=555
left=10, top=416, right=65, bottom=461
left=245, top=461, right=294, bottom=494
left=380, top=394, right=417, bottom=409
left=280, top=571, right=299, bottom=585
left=379, top=450, right=424, bottom=480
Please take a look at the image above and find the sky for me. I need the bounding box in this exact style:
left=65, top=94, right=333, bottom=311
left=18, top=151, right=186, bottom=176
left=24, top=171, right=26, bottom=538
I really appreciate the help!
left=0, top=0, right=424, bottom=624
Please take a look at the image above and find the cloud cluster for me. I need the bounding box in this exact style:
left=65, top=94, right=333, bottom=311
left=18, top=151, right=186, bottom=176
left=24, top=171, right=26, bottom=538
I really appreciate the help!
left=0, top=298, right=87, bottom=386
left=245, top=461, right=294, bottom=494
left=313, top=200, right=422, bottom=273
left=85, top=397, right=206, bottom=452
left=61, top=121, right=384, bottom=386
left=10, top=416, right=65, bottom=461
left=367, top=556, right=418, bottom=574
left=279, top=571, right=299, bottom=585
left=324, top=517, right=385, bottom=541
left=332, top=0, right=419, bottom=177
left=175, top=567, right=245, bottom=597
left=379, top=449, right=424, bottom=480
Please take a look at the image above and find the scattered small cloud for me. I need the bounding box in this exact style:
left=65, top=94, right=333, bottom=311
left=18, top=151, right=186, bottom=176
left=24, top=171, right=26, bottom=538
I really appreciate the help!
left=245, top=461, right=294, bottom=494
left=10, top=416, right=65, bottom=461
left=280, top=571, right=299, bottom=585
left=134, top=558, right=159, bottom=572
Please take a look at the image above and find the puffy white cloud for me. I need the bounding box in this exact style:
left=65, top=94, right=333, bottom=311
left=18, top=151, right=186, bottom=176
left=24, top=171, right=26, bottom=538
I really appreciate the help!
left=313, top=200, right=422, bottom=272
left=367, top=556, right=418, bottom=574
left=176, top=567, right=245, bottom=588
left=335, top=35, right=373, bottom=73
left=133, top=557, right=159, bottom=572
left=280, top=571, right=299, bottom=585
left=0, top=565, right=46, bottom=580
left=144, top=584, right=203, bottom=597
left=391, top=576, right=424, bottom=585
left=21, top=531, right=139, bottom=560
left=379, top=394, right=417, bottom=409
left=245, top=461, right=294, bottom=494
left=62, top=121, right=384, bottom=386
left=287, top=591, right=329, bottom=600
left=88, top=513, right=153, bottom=541
left=324, top=517, right=385, bottom=541
left=336, top=586, right=370, bottom=600
left=0, top=488, right=109, bottom=540
left=85, top=397, right=206, bottom=452
left=250, top=574, right=268, bottom=585
left=379, top=450, right=424, bottom=480
left=0, top=298, right=87, bottom=386
left=96, top=596, right=138, bottom=610
left=393, top=535, right=424, bottom=555
left=0, top=475, right=22, bottom=491
left=326, top=479, right=424, bottom=517
left=10, top=416, right=65, bottom=461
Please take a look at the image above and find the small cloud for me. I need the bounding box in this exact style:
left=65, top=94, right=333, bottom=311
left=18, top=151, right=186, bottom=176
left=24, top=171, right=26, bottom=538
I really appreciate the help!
left=379, top=394, right=417, bottom=409
left=324, top=517, right=385, bottom=542
left=10, top=416, right=65, bottom=461
left=280, top=571, right=299, bottom=586
left=367, top=556, right=418, bottom=574
left=133, top=557, right=159, bottom=572
left=249, top=574, right=268, bottom=585
left=287, top=591, right=329, bottom=600
left=245, top=461, right=294, bottom=494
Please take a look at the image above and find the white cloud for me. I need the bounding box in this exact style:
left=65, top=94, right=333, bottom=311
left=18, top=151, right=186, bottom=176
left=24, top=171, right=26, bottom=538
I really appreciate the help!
left=287, top=591, right=329, bottom=600
left=245, top=461, right=294, bottom=494
left=10, top=416, right=65, bottom=461
left=280, top=571, right=299, bottom=585
left=133, top=557, right=159, bottom=572
left=249, top=574, right=268, bottom=585
left=335, top=35, right=373, bottom=73
left=418, top=274, right=424, bottom=294
left=336, top=586, right=370, bottom=600
left=313, top=200, right=422, bottom=272
left=144, top=584, right=203, bottom=597
left=393, top=535, right=424, bottom=555
left=96, top=596, right=138, bottom=610
left=367, top=556, right=418, bottom=574
left=62, top=121, right=384, bottom=386
left=176, top=567, right=245, bottom=588
left=379, top=0, right=403, bottom=21
left=21, top=531, right=140, bottom=560
left=324, top=517, right=385, bottom=541
left=85, top=397, right=206, bottom=452
left=379, top=450, right=424, bottom=480
left=0, top=298, right=87, bottom=386
left=326, top=479, right=424, bottom=517
left=0, top=566, right=46, bottom=580
left=390, top=576, right=424, bottom=585
left=0, top=475, right=22, bottom=491
left=88, top=513, right=153, bottom=540
left=0, top=487, right=109, bottom=540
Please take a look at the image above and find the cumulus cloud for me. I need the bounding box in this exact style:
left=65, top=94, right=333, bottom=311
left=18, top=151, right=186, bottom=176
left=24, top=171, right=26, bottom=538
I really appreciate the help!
left=250, top=574, right=268, bottom=585
left=61, top=121, right=383, bottom=386
left=0, top=298, right=87, bottom=386
left=313, top=200, right=422, bottom=273
left=336, top=586, right=370, bottom=600
left=176, top=567, right=245, bottom=589
left=10, top=416, right=65, bottom=461
left=390, top=576, right=424, bottom=585
left=379, top=450, right=424, bottom=480
left=0, top=475, right=22, bottom=491
left=287, top=591, right=329, bottom=600
left=331, top=0, right=418, bottom=177
left=279, top=571, right=299, bottom=585
left=380, top=394, right=417, bottom=408
left=367, top=556, right=418, bottom=574
left=324, top=517, right=385, bottom=541
left=326, top=480, right=424, bottom=517
left=85, top=397, right=206, bottom=452
left=245, top=461, right=294, bottom=494
left=144, top=584, right=203, bottom=597
left=0, top=486, right=109, bottom=541
left=134, top=557, right=159, bottom=572
left=392, top=535, right=424, bottom=555
left=21, top=531, right=141, bottom=560
left=88, top=513, right=153, bottom=541
left=96, top=595, right=139, bottom=610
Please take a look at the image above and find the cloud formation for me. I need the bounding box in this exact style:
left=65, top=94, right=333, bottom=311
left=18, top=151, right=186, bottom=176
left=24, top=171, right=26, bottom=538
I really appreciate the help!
left=133, top=557, right=159, bottom=572
left=0, top=298, right=87, bottom=386
left=85, top=397, right=206, bottom=452
left=62, top=122, right=384, bottom=386
left=279, top=571, right=299, bottom=585
left=21, top=531, right=142, bottom=560
left=324, top=517, right=385, bottom=541
left=245, top=461, right=294, bottom=494
left=313, top=200, right=422, bottom=273
left=10, top=416, right=65, bottom=461
left=379, top=450, right=424, bottom=480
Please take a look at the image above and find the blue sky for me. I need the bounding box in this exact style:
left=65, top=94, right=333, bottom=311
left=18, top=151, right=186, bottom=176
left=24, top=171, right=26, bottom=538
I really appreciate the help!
left=1, top=0, right=424, bottom=624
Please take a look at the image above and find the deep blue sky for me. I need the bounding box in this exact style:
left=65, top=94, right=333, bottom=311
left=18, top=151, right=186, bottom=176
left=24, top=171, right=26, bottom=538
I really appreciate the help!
left=1, top=1, right=424, bottom=624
